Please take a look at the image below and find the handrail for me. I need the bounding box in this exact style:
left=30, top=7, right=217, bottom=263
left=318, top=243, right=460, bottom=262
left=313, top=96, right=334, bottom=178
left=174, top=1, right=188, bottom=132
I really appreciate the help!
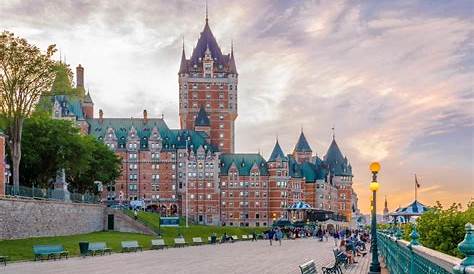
left=377, top=223, right=474, bottom=274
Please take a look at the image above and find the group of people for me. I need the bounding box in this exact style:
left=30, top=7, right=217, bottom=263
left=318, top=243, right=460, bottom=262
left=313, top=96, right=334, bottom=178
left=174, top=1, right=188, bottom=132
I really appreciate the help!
left=334, top=229, right=369, bottom=264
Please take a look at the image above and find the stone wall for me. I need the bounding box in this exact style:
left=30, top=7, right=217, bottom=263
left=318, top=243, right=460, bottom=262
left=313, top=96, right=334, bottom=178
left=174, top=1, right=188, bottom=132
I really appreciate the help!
left=0, top=198, right=105, bottom=240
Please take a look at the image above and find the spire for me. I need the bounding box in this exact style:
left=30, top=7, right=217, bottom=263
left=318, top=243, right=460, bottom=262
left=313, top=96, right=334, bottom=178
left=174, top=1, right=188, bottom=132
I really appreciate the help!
left=195, top=106, right=210, bottom=127
left=84, top=91, right=93, bottom=104
left=205, top=0, right=208, bottom=23
left=269, top=139, right=287, bottom=162
left=332, top=125, right=335, bottom=140
left=294, top=131, right=312, bottom=153
left=179, top=39, right=187, bottom=74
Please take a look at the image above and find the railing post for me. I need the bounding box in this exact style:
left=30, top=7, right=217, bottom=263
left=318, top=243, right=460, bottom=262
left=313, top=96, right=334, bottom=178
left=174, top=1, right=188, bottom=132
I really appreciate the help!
left=408, top=224, right=420, bottom=274
left=453, top=223, right=474, bottom=274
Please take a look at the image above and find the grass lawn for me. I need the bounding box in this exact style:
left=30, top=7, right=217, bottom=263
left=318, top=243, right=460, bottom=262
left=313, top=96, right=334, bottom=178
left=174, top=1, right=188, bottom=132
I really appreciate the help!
left=0, top=212, right=267, bottom=262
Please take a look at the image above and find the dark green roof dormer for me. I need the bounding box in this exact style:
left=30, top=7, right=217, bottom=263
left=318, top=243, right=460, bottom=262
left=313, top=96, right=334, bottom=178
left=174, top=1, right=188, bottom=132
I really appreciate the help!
left=219, top=153, right=269, bottom=176
left=294, top=131, right=312, bottom=152
left=269, top=139, right=287, bottom=162
left=195, top=106, right=210, bottom=127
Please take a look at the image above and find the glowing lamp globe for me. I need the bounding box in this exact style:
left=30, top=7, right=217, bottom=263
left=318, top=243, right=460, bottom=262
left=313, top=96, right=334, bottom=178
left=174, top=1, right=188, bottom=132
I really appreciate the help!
left=370, top=181, right=379, bottom=191
left=370, top=162, right=381, bottom=173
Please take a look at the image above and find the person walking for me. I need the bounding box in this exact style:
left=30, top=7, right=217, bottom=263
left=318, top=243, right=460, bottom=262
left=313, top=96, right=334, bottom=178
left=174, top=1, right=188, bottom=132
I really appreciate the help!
left=252, top=231, right=257, bottom=242
left=134, top=209, right=138, bottom=220
left=268, top=229, right=275, bottom=246
left=276, top=229, right=283, bottom=246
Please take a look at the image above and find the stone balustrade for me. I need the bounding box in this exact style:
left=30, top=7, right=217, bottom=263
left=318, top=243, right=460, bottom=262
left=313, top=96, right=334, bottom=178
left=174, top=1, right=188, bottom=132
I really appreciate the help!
left=378, top=223, right=474, bottom=274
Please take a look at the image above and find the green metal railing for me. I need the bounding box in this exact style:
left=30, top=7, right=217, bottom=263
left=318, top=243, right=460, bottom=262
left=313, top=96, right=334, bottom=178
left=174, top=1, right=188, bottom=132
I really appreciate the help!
left=5, top=185, right=99, bottom=204
left=378, top=223, right=474, bottom=274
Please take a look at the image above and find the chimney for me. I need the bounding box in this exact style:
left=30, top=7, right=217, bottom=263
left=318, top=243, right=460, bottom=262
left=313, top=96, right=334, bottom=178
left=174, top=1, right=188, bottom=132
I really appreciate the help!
left=143, top=109, right=148, bottom=124
left=76, top=64, right=84, bottom=88
left=99, top=109, right=103, bottom=123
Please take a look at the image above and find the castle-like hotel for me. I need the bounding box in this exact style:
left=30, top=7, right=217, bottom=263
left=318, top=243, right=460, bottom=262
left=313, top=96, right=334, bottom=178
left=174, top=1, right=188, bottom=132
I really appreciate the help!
left=50, top=16, right=360, bottom=226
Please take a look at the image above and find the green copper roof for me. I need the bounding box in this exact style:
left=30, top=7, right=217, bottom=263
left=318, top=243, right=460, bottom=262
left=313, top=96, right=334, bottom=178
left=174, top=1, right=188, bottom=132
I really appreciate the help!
left=269, top=140, right=287, bottom=162
left=86, top=118, right=215, bottom=152
left=294, top=131, right=312, bottom=152
left=287, top=155, right=327, bottom=182
left=54, top=95, right=84, bottom=120
left=219, top=153, right=269, bottom=176
left=195, top=106, right=210, bottom=126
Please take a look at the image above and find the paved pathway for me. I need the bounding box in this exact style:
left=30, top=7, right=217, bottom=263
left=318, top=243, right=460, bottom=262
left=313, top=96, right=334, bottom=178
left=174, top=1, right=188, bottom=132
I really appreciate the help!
left=1, top=238, right=371, bottom=274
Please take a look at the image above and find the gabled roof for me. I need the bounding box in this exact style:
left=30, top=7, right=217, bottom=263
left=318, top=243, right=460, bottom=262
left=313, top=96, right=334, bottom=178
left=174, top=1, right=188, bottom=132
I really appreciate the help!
left=219, top=153, right=269, bottom=176
left=269, top=140, right=287, bottom=162
left=294, top=131, right=312, bottom=152
left=190, top=20, right=224, bottom=65
left=195, top=106, right=210, bottom=127
left=391, top=200, right=429, bottom=216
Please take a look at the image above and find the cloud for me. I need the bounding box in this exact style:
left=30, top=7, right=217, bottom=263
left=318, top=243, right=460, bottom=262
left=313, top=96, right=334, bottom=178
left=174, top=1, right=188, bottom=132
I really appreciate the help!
left=1, top=0, right=472, bottom=213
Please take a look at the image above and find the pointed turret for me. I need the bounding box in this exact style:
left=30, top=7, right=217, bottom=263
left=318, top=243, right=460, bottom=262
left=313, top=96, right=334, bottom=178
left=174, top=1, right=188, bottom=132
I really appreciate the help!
left=179, top=41, right=188, bottom=74
left=229, top=41, right=237, bottom=74
left=190, top=17, right=224, bottom=65
left=84, top=91, right=93, bottom=104
left=293, top=130, right=313, bottom=164
left=269, top=139, right=287, bottom=162
left=294, top=131, right=312, bottom=153
left=324, top=135, right=351, bottom=176
left=82, top=90, right=94, bottom=119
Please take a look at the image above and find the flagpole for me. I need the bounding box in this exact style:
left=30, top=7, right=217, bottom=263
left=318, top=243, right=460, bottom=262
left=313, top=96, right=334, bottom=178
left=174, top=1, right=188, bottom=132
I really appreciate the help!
left=414, top=174, right=418, bottom=201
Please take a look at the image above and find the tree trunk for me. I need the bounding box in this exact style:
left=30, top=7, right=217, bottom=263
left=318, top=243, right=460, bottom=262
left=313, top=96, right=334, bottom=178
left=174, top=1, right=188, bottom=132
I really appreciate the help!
left=8, top=117, right=23, bottom=195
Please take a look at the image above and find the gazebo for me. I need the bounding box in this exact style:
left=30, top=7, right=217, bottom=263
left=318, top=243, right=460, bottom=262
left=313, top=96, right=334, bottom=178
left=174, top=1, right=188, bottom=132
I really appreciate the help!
left=286, top=201, right=314, bottom=221
left=390, top=200, right=429, bottom=223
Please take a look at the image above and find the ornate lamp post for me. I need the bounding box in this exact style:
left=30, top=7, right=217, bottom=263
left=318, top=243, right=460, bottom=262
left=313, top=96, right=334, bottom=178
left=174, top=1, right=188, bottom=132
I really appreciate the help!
left=369, top=162, right=381, bottom=274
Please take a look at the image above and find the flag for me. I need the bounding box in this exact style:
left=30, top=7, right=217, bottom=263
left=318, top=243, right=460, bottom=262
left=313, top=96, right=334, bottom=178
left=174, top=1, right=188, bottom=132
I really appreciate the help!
left=415, top=174, right=420, bottom=188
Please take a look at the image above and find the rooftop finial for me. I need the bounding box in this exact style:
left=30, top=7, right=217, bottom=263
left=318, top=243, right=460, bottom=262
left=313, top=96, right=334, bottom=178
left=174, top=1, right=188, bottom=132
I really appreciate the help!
left=205, top=0, right=208, bottom=23
left=301, top=125, right=303, bottom=133
left=332, top=125, right=335, bottom=140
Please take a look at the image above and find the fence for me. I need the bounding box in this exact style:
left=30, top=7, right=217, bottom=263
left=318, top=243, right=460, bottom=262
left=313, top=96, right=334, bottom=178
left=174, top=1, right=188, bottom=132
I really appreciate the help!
left=377, top=223, right=474, bottom=274
left=5, top=185, right=99, bottom=204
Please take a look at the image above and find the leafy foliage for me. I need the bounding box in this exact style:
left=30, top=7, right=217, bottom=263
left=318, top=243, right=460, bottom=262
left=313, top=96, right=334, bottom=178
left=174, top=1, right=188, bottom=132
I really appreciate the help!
left=19, top=114, right=121, bottom=193
left=402, top=202, right=474, bottom=258
left=0, top=31, right=57, bottom=192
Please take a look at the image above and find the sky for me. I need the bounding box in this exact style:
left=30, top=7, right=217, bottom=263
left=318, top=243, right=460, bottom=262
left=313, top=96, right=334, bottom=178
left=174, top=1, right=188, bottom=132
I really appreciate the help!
left=1, top=0, right=473, bottom=213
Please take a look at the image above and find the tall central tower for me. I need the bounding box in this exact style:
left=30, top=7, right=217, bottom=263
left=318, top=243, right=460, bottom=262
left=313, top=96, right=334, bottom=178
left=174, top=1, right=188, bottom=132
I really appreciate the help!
left=178, top=15, right=238, bottom=153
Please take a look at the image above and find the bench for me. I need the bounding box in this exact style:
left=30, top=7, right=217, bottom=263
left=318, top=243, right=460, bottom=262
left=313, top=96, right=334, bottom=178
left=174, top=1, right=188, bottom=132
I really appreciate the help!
left=88, top=242, right=112, bottom=256
left=192, top=237, right=204, bottom=245
left=0, top=256, right=7, bottom=266
left=33, top=245, right=69, bottom=261
left=321, top=263, right=342, bottom=274
left=299, top=260, right=317, bottom=274
left=121, top=241, right=143, bottom=252
left=231, top=235, right=239, bottom=241
left=151, top=239, right=166, bottom=250
left=174, top=238, right=187, bottom=247
left=241, top=235, right=248, bottom=240
left=333, top=249, right=349, bottom=268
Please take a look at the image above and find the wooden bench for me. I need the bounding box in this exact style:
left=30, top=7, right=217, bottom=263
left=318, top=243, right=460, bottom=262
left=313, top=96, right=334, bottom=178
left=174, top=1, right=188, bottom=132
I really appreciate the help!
left=151, top=239, right=166, bottom=250
left=174, top=238, right=187, bottom=247
left=0, top=256, right=7, bottom=266
left=299, top=260, right=317, bottom=274
left=33, top=245, right=69, bottom=261
left=321, top=263, right=342, bottom=274
left=332, top=249, right=349, bottom=268
left=88, top=242, right=112, bottom=256
left=241, top=235, right=248, bottom=240
left=231, top=235, right=239, bottom=241
left=192, top=237, right=204, bottom=245
left=121, top=241, right=143, bottom=252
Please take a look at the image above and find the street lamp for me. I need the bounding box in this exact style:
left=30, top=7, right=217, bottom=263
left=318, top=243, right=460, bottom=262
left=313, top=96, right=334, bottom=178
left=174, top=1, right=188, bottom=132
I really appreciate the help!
left=369, top=162, right=381, bottom=274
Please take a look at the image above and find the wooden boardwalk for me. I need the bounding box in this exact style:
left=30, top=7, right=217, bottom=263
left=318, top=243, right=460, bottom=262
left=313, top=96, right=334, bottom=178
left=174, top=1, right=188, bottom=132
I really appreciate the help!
left=1, top=238, right=372, bottom=274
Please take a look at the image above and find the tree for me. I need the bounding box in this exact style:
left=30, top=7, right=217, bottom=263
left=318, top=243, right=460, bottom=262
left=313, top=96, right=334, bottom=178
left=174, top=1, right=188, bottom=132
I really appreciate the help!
left=401, top=202, right=474, bottom=258
left=0, top=31, right=56, bottom=194
left=20, top=114, right=122, bottom=193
